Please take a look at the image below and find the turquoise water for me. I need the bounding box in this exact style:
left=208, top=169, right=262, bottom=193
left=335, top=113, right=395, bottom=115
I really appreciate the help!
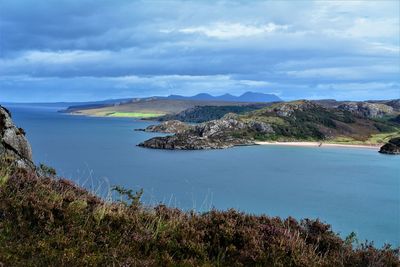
left=6, top=104, right=400, bottom=247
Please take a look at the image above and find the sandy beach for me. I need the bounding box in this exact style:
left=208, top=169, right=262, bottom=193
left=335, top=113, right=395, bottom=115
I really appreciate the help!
left=255, top=141, right=381, bottom=150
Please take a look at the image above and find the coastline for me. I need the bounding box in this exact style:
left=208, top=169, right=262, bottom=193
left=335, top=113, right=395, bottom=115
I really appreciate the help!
left=255, top=141, right=381, bottom=150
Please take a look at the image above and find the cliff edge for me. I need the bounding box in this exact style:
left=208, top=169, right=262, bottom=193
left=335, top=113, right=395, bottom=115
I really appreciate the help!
left=0, top=105, right=35, bottom=170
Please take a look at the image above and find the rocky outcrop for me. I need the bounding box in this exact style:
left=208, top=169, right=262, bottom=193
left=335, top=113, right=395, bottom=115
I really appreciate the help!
left=338, top=102, right=394, bottom=118
left=193, top=113, right=247, bottom=138
left=270, top=100, right=318, bottom=117
left=138, top=134, right=254, bottom=150
left=0, top=105, right=35, bottom=170
left=138, top=113, right=273, bottom=150
left=136, top=120, right=192, bottom=134
left=379, top=137, right=400, bottom=155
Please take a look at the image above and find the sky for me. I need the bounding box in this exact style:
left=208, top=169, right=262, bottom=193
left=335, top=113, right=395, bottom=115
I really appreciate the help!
left=0, top=0, right=399, bottom=102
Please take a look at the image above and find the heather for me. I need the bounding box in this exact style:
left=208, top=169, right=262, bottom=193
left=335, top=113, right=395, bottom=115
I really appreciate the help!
left=0, top=161, right=398, bottom=266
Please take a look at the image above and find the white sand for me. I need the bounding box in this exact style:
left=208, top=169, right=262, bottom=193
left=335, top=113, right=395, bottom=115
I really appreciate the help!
left=255, top=141, right=380, bottom=150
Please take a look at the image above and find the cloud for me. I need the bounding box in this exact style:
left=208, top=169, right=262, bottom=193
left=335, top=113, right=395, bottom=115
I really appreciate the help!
left=345, top=18, right=399, bottom=39
left=284, top=65, right=399, bottom=81
left=178, top=22, right=289, bottom=39
left=0, top=0, right=398, bottom=102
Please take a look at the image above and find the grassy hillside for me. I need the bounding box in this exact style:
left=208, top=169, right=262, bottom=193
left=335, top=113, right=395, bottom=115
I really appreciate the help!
left=157, top=104, right=272, bottom=123
left=1, top=161, right=399, bottom=266
left=239, top=101, right=400, bottom=144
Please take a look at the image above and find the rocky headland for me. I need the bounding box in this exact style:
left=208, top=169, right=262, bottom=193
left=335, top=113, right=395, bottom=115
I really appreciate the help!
left=138, top=113, right=265, bottom=149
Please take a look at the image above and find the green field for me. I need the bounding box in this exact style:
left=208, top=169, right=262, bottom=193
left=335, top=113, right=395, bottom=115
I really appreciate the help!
left=107, top=112, right=164, bottom=118
left=330, top=131, right=400, bottom=145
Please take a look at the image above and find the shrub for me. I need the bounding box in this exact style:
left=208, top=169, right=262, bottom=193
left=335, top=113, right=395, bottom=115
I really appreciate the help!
left=0, top=162, right=398, bottom=266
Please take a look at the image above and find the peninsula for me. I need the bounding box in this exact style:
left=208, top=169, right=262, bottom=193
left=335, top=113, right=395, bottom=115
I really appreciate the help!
left=138, top=100, right=400, bottom=151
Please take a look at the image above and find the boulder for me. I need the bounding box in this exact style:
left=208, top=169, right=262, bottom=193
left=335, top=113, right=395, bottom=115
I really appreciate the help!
left=0, top=105, right=35, bottom=170
left=379, top=137, right=400, bottom=155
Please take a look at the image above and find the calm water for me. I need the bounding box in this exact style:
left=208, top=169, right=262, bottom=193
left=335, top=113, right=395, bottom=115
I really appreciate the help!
left=5, top=103, right=400, bottom=247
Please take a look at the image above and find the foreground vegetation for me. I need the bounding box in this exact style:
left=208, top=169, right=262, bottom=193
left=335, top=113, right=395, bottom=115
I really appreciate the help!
left=0, top=161, right=398, bottom=266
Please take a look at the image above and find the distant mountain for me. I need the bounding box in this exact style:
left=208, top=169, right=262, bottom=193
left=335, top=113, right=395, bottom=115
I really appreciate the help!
left=166, top=91, right=281, bottom=102
left=236, top=92, right=281, bottom=102
left=215, top=93, right=237, bottom=101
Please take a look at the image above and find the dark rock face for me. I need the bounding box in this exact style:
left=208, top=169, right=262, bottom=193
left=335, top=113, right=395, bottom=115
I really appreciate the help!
left=379, top=137, right=400, bottom=155
left=138, top=113, right=273, bottom=150
left=338, top=102, right=394, bottom=118
left=137, top=120, right=192, bottom=134
left=0, top=106, right=35, bottom=170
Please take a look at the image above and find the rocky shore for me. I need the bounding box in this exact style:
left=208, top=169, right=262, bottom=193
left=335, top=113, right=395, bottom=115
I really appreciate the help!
left=136, top=120, right=192, bottom=134
left=379, top=137, right=400, bottom=155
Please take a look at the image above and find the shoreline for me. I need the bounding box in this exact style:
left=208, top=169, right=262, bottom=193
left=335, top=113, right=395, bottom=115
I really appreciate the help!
left=255, top=141, right=381, bottom=150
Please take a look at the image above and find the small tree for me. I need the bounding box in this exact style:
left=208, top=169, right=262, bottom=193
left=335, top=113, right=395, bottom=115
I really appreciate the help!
left=112, top=185, right=143, bottom=208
